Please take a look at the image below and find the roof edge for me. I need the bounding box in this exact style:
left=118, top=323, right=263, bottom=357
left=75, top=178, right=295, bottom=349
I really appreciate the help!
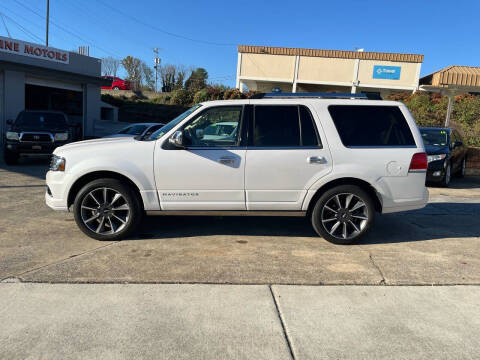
left=238, top=45, right=424, bottom=63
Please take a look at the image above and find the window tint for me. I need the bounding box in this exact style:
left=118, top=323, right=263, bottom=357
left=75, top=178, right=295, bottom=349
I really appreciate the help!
left=328, top=105, right=415, bottom=147
left=253, top=106, right=299, bottom=147
left=252, top=105, right=320, bottom=147
left=183, top=106, right=242, bottom=147
left=299, top=106, right=320, bottom=147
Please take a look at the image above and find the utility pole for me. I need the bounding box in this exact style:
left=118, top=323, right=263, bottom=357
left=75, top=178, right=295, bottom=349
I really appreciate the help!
left=153, top=48, right=160, bottom=93
left=45, top=0, right=50, bottom=46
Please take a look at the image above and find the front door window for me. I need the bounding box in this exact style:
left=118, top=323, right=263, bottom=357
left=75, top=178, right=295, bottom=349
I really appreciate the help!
left=183, top=106, right=242, bottom=147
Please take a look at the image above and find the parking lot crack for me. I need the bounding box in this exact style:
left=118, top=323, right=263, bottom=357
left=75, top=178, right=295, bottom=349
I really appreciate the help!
left=369, top=253, right=386, bottom=285
left=14, top=241, right=121, bottom=280
left=269, top=285, right=296, bottom=360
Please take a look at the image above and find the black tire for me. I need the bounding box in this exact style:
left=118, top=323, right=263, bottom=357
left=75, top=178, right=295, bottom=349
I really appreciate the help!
left=311, top=185, right=375, bottom=245
left=3, top=149, right=19, bottom=165
left=440, top=162, right=451, bottom=187
left=73, top=178, right=143, bottom=241
left=456, top=157, right=466, bottom=178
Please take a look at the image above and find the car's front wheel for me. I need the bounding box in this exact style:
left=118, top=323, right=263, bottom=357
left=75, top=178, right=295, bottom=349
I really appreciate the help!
left=440, top=162, right=451, bottom=187
left=311, top=185, right=375, bottom=245
left=73, top=178, right=143, bottom=241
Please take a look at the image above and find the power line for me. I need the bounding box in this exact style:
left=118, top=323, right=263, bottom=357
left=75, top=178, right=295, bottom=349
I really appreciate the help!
left=0, top=12, right=43, bottom=43
left=1, top=13, right=11, bottom=37
left=96, top=0, right=236, bottom=47
left=12, top=0, right=121, bottom=57
left=1, top=4, right=71, bottom=44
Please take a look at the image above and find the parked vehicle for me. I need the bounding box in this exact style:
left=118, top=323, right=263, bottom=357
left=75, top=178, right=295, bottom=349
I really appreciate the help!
left=45, top=93, right=429, bottom=244
left=4, top=110, right=74, bottom=165
left=103, top=123, right=165, bottom=139
left=419, top=127, right=468, bottom=187
left=101, top=76, right=131, bottom=90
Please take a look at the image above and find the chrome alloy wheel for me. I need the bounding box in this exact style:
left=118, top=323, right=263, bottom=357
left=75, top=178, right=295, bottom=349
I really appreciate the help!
left=320, top=193, right=369, bottom=240
left=80, top=187, right=130, bottom=235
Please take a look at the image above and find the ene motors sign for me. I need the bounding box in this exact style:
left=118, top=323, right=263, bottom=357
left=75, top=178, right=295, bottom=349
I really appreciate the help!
left=0, top=36, right=69, bottom=64
left=372, top=65, right=401, bottom=80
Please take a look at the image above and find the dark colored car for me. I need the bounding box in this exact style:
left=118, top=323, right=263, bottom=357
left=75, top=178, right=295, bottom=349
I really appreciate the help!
left=419, top=127, right=468, bottom=186
left=101, top=76, right=131, bottom=90
left=103, top=123, right=165, bottom=139
left=3, top=110, right=73, bottom=165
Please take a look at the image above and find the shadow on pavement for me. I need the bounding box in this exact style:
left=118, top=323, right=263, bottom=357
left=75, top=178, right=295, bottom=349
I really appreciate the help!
left=132, top=202, right=480, bottom=245
left=0, top=154, right=49, bottom=181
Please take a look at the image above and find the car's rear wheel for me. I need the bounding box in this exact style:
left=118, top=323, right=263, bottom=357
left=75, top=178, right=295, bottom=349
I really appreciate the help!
left=311, top=185, right=375, bottom=245
left=3, top=149, right=19, bottom=165
left=73, top=178, right=142, bottom=241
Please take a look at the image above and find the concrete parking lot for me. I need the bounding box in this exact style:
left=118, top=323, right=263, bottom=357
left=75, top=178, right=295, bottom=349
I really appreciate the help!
left=1, top=156, right=479, bottom=285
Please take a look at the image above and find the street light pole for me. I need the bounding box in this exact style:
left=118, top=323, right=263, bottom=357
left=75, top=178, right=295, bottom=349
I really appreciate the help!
left=46, top=0, right=49, bottom=46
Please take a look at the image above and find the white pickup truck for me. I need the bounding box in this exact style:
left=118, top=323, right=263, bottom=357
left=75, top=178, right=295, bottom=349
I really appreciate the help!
left=46, top=93, right=429, bottom=244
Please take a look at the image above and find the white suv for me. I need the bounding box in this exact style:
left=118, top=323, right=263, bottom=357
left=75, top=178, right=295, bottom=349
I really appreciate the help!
left=46, top=93, right=429, bottom=244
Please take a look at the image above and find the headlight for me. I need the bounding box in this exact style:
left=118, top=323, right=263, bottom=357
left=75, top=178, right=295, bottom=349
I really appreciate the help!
left=50, top=155, right=66, bottom=171
left=6, top=131, right=19, bottom=141
left=427, top=154, right=447, bottom=163
left=54, top=132, right=69, bottom=141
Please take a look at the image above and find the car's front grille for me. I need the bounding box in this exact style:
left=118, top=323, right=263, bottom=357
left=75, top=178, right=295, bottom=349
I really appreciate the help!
left=20, top=133, right=53, bottom=142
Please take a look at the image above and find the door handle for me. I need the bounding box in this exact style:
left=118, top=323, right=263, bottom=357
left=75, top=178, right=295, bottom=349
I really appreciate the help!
left=218, top=156, right=236, bottom=165
left=308, top=156, right=327, bottom=164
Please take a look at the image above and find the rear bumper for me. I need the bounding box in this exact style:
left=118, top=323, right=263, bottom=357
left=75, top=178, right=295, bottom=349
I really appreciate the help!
left=382, top=187, right=429, bottom=213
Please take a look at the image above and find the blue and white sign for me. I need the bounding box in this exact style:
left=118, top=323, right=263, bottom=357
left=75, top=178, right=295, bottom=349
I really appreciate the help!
left=373, top=65, right=401, bottom=80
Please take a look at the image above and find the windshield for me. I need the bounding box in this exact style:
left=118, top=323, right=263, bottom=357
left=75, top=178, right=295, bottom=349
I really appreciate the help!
left=420, top=129, right=448, bottom=146
left=15, top=112, right=67, bottom=128
left=148, top=104, right=202, bottom=140
left=118, top=124, right=149, bottom=135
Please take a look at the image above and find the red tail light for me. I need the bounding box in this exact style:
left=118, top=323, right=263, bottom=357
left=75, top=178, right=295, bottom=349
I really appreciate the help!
left=409, top=152, right=428, bottom=172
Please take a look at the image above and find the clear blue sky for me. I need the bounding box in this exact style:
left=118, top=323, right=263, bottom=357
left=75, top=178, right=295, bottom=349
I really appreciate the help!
left=1, top=0, right=479, bottom=87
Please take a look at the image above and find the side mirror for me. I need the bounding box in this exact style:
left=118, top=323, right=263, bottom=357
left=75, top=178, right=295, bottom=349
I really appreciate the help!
left=168, top=130, right=184, bottom=148
left=6, top=119, right=12, bottom=125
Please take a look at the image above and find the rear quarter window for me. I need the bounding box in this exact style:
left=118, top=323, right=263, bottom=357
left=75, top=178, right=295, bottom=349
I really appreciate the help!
left=328, top=105, right=416, bottom=147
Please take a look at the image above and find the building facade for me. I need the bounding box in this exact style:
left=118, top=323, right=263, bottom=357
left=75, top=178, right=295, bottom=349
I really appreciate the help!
left=236, top=45, right=424, bottom=97
left=0, top=36, right=112, bottom=143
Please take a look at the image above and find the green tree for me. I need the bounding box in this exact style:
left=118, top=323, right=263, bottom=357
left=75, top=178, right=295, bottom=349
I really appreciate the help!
left=185, top=67, right=208, bottom=92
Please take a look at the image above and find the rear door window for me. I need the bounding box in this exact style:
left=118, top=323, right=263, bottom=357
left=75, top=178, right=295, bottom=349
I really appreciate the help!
left=328, top=105, right=415, bottom=147
left=251, top=105, right=320, bottom=147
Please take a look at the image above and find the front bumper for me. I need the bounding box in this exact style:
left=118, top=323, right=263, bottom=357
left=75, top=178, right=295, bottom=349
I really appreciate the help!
left=45, top=170, right=71, bottom=211
left=5, top=140, right=69, bottom=155
left=426, top=159, right=447, bottom=182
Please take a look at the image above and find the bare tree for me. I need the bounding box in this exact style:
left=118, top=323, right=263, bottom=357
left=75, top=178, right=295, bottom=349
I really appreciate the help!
left=160, top=64, right=177, bottom=92
left=121, top=56, right=142, bottom=90
left=101, top=56, right=121, bottom=77
left=174, top=64, right=188, bottom=90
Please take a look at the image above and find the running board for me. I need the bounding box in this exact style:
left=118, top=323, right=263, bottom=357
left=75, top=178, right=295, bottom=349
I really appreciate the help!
left=146, top=210, right=306, bottom=217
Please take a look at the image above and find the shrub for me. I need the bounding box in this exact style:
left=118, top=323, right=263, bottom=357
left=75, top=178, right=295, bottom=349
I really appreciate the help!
left=193, top=88, right=209, bottom=104
left=170, top=89, right=193, bottom=106
left=223, top=88, right=246, bottom=100
left=387, top=91, right=480, bottom=147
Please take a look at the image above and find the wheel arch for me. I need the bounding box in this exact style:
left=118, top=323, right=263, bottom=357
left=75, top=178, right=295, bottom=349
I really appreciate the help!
left=67, top=170, right=143, bottom=210
left=305, top=177, right=382, bottom=216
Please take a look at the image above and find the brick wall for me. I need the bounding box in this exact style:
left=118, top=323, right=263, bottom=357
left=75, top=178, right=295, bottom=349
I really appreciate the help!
left=466, top=147, right=480, bottom=176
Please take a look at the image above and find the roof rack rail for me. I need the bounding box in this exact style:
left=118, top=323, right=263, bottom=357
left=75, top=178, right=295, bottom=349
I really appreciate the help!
left=249, top=92, right=373, bottom=100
